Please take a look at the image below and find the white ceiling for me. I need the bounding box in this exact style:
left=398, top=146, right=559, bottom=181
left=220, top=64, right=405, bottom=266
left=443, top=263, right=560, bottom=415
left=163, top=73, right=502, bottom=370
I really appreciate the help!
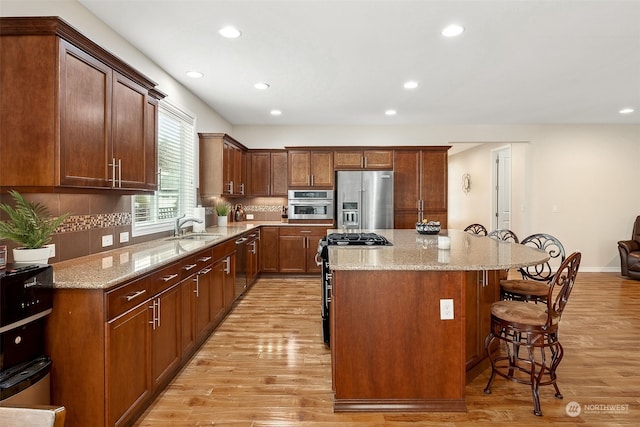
left=78, top=0, right=640, bottom=126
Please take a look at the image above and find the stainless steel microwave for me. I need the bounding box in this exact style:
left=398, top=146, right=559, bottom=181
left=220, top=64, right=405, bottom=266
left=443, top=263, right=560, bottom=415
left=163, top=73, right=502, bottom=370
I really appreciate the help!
left=287, top=190, right=334, bottom=220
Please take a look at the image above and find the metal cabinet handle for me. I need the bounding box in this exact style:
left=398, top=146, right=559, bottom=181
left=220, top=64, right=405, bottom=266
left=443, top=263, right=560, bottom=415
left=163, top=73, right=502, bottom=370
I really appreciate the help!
left=198, top=256, right=212, bottom=262
left=193, top=275, right=200, bottom=297
left=223, top=256, right=231, bottom=274
left=117, top=159, right=122, bottom=187
left=125, top=289, right=146, bottom=301
left=199, top=267, right=212, bottom=275
left=163, top=273, right=179, bottom=281
left=183, top=264, right=197, bottom=271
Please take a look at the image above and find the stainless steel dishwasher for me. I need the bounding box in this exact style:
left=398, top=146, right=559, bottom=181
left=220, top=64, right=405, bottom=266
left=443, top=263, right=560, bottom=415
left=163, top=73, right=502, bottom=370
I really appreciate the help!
left=235, top=235, right=247, bottom=297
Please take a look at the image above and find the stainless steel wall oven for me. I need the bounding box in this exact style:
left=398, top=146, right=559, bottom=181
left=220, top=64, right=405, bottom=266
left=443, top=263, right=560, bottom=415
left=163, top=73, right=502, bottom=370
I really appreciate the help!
left=287, top=190, right=334, bottom=220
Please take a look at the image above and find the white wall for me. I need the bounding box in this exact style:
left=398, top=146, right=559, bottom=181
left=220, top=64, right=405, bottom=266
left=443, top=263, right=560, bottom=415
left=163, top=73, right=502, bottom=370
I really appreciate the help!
left=4, top=1, right=639, bottom=272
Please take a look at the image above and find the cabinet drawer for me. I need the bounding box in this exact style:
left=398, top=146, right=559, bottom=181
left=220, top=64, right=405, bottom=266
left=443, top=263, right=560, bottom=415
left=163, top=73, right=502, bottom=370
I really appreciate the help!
left=148, top=262, right=182, bottom=296
left=106, top=277, right=149, bottom=320
left=195, top=248, right=213, bottom=268
left=212, top=239, right=236, bottom=261
left=279, top=226, right=326, bottom=237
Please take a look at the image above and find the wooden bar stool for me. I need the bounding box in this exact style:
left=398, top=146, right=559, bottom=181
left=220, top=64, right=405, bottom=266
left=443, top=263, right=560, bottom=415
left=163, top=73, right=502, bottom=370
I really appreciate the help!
left=484, top=251, right=581, bottom=416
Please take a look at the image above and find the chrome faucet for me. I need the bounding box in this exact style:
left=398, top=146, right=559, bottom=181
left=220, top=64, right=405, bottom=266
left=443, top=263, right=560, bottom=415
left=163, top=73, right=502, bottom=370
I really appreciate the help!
left=174, top=214, right=203, bottom=236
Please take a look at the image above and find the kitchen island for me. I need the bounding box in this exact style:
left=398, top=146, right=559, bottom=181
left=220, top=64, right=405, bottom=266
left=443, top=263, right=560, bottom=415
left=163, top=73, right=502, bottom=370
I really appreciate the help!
left=327, top=229, right=548, bottom=412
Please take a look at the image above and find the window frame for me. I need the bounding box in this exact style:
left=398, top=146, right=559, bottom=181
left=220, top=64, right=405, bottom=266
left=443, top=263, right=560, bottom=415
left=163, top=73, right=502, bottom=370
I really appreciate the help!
left=131, top=99, right=197, bottom=237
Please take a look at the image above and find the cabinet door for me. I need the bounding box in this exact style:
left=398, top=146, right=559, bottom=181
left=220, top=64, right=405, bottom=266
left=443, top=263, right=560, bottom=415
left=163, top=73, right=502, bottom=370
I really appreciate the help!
left=270, top=152, right=288, bottom=196
left=421, top=150, right=448, bottom=211
left=112, top=71, right=147, bottom=189
left=151, top=284, right=181, bottom=389
left=393, top=150, right=420, bottom=211
left=305, top=230, right=325, bottom=274
left=180, top=278, right=196, bottom=358
left=210, top=262, right=225, bottom=323
left=59, top=40, right=112, bottom=188
left=193, top=269, right=211, bottom=342
left=364, top=150, right=393, bottom=169
left=310, top=151, right=334, bottom=187
left=144, top=97, right=158, bottom=190
left=222, top=141, right=232, bottom=195
left=288, top=151, right=311, bottom=187
left=465, top=270, right=500, bottom=373
left=107, top=304, right=151, bottom=427
left=249, top=152, right=271, bottom=196
left=279, top=235, right=307, bottom=273
left=260, top=227, right=280, bottom=273
left=334, top=151, right=363, bottom=170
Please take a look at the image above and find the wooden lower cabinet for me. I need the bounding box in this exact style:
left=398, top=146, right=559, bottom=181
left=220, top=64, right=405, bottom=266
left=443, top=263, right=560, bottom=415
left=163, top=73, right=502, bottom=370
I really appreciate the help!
left=260, top=226, right=280, bottom=273
left=278, top=227, right=326, bottom=274
left=47, top=241, right=239, bottom=427
left=106, top=303, right=151, bottom=427
left=150, top=284, right=182, bottom=389
left=465, top=270, right=500, bottom=381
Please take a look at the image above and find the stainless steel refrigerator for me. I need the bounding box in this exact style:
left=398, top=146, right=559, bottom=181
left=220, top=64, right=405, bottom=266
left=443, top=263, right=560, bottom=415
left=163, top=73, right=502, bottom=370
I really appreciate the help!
left=335, top=170, right=394, bottom=230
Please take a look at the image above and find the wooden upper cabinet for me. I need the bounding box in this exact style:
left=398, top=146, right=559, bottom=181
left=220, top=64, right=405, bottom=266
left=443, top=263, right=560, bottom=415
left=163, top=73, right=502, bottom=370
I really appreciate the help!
left=199, top=133, right=247, bottom=197
left=288, top=150, right=333, bottom=188
left=248, top=151, right=288, bottom=196
left=334, top=149, right=393, bottom=170
left=393, top=147, right=449, bottom=229
left=0, top=17, right=164, bottom=193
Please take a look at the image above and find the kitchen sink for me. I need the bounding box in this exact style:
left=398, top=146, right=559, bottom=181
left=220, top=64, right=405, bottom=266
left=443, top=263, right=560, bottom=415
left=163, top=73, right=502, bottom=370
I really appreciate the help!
left=166, top=233, right=223, bottom=241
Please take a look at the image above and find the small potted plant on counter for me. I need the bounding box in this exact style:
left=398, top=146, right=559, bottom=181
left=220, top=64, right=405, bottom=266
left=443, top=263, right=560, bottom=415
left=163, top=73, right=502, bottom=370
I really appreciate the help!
left=0, top=190, right=69, bottom=264
left=215, top=201, right=231, bottom=227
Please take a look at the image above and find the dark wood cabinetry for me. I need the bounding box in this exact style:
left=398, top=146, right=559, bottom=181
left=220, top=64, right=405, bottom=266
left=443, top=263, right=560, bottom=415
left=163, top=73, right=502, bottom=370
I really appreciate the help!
left=260, top=226, right=280, bottom=273
left=393, top=148, right=449, bottom=228
left=199, top=133, right=247, bottom=197
left=248, top=151, right=288, bottom=196
left=278, top=227, right=326, bottom=273
left=465, top=270, right=500, bottom=381
left=0, top=17, right=163, bottom=192
left=288, top=150, right=334, bottom=188
left=334, top=149, right=393, bottom=170
left=46, top=238, right=239, bottom=427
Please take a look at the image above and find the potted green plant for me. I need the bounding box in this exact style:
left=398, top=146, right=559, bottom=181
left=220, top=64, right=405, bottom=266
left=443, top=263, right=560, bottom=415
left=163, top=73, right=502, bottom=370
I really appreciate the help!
left=0, top=190, right=69, bottom=264
left=215, top=201, right=231, bottom=227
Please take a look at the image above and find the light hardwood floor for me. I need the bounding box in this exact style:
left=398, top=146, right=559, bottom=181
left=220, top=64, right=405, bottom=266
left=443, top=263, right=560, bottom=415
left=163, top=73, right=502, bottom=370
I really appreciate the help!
left=134, top=273, right=639, bottom=426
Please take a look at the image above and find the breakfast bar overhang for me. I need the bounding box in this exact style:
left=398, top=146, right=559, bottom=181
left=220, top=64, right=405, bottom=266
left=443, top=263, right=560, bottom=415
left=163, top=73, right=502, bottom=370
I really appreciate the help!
left=327, top=229, right=549, bottom=413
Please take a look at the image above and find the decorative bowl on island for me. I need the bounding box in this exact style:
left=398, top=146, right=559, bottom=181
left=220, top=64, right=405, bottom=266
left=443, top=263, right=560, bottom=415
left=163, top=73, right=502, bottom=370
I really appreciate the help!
left=416, top=220, right=441, bottom=235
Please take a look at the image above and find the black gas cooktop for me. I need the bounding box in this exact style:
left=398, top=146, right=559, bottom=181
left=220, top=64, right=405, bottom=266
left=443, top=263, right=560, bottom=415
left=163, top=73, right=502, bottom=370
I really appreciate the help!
left=326, top=232, right=392, bottom=246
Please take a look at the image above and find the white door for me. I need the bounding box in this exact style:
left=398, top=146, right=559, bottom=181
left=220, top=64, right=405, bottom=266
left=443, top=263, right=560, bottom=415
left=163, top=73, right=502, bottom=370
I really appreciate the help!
left=493, top=147, right=512, bottom=230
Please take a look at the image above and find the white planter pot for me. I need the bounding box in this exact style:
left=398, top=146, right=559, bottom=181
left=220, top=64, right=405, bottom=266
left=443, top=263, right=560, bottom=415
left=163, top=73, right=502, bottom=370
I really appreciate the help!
left=217, top=216, right=228, bottom=227
left=13, top=246, right=51, bottom=265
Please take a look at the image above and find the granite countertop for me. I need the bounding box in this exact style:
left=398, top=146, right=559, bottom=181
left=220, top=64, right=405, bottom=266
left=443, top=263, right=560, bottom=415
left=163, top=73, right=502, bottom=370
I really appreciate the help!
left=328, top=229, right=549, bottom=271
left=51, top=221, right=330, bottom=290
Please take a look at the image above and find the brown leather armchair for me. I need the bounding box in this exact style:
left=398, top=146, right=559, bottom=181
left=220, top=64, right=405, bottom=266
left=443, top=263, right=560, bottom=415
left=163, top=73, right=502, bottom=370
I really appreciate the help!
left=618, top=216, right=640, bottom=280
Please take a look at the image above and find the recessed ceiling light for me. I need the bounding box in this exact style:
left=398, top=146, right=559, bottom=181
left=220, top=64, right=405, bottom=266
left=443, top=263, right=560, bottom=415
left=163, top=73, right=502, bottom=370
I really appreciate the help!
left=385, top=110, right=397, bottom=116
left=442, top=24, right=465, bottom=37
left=270, top=110, right=282, bottom=116
left=403, top=81, right=419, bottom=89
left=186, top=71, right=203, bottom=78
left=619, top=107, right=635, bottom=114
left=219, top=26, right=241, bottom=38
left=254, top=82, right=270, bottom=90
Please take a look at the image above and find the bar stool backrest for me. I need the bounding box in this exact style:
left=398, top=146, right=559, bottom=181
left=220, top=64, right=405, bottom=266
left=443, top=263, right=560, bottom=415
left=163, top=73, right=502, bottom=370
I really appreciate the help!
left=519, top=233, right=566, bottom=282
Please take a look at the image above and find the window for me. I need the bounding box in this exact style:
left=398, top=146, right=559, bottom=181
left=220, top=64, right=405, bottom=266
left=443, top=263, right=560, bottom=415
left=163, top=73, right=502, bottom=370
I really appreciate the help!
left=132, top=100, right=196, bottom=236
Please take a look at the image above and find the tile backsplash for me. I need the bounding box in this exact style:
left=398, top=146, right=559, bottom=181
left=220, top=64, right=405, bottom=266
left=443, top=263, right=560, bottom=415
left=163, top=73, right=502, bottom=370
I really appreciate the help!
left=0, top=193, right=290, bottom=263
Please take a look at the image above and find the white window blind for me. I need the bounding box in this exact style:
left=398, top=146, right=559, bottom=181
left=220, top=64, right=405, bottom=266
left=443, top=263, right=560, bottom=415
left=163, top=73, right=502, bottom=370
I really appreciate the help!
left=132, top=100, right=196, bottom=236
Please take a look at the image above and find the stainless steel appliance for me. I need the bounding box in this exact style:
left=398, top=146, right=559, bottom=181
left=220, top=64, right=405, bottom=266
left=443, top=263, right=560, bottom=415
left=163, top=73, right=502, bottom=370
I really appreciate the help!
left=288, top=190, right=334, bottom=220
left=336, top=170, right=394, bottom=230
left=316, top=232, right=392, bottom=346
left=0, top=264, right=53, bottom=405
